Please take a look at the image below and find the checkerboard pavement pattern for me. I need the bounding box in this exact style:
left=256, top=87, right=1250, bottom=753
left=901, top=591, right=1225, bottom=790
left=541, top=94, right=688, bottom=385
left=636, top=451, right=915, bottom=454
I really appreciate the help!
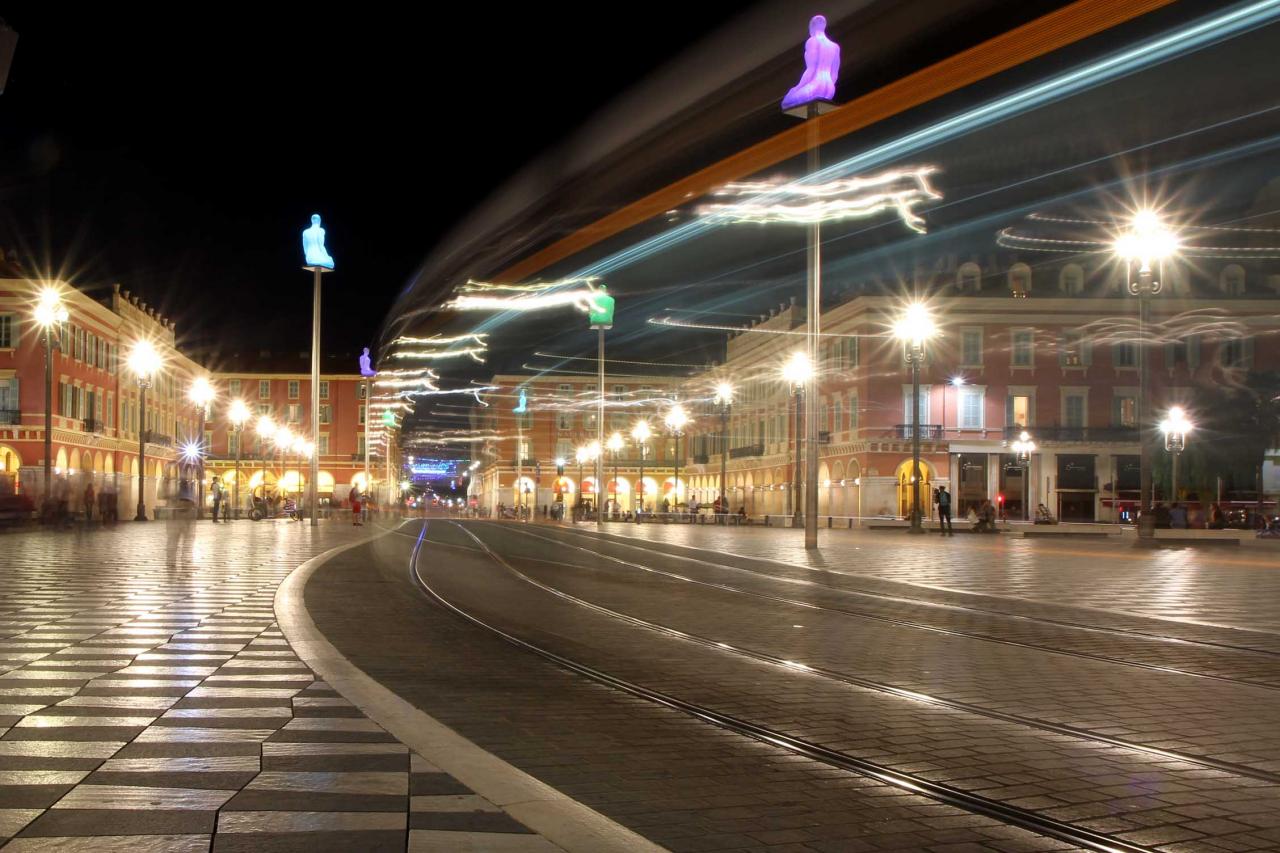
left=0, top=521, right=559, bottom=852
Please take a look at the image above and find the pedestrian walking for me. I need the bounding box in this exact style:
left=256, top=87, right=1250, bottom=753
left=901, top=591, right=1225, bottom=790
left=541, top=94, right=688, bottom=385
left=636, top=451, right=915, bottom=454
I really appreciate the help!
left=349, top=485, right=363, bottom=526
left=82, top=480, right=95, bottom=527
left=210, top=477, right=222, bottom=522
left=935, top=485, right=953, bottom=535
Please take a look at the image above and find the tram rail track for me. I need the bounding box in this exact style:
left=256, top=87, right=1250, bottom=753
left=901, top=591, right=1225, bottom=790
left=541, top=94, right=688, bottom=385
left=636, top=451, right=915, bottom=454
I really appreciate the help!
left=448, top=521, right=1280, bottom=789
left=539, top=522, right=1280, bottom=658
left=406, top=519, right=1155, bottom=853
left=493, top=522, right=1280, bottom=692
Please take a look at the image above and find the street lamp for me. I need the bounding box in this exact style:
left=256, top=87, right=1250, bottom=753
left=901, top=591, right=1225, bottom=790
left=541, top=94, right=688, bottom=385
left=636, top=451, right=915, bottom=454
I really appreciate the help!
left=664, top=404, right=688, bottom=515
left=1011, top=430, right=1036, bottom=522
left=127, top=340, right=162, bottom=522
left=893, top=302, right=936, bottom=534
left=1159, top=406, right=1192, bottom=503
left=714, top=381, right=733, bottom=516
left=256, top=415, right=277, bottom=504
left=1114, top=209, right=1179, bottom=542
left=275, top=426, right=294, bottom=496
left=32, top=287, right=69, bottom=501
left=781, top=352, right=811, bottom=525
left=631, top=420, right=651, bottom=517
left=606, top=431, right=624, bottom=519
left=187, top=377, right=215, bottom=519
left=227, top=399, right=249, bottom=520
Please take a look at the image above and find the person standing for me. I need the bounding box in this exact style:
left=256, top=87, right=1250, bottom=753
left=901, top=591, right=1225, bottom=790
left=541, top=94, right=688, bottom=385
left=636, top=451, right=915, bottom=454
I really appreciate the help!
left=936, top=485, right=953, bottom=535
left=210, top=477, right=222, bottom=522
left=349, top=484, right=363, bottom=526
left=82, top=480, right=95, bottom=527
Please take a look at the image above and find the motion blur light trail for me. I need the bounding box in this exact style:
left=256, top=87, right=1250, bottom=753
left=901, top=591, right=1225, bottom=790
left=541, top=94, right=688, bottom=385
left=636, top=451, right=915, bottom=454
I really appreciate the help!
left=562, top=0, right=1280, bottom=283
left=699, top=166, right=941, bottom=232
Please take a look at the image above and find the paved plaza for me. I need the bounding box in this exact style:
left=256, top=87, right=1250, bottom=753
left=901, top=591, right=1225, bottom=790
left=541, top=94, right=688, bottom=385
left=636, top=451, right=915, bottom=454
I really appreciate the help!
left=3, top=517, right=1280, bottom=852
left=0, top=520, right=563, bottom=852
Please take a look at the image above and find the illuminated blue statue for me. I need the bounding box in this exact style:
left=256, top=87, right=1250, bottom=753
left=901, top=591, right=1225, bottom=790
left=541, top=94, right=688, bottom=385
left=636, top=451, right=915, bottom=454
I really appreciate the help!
left=513, top=388, right=528, bottom=414
left=781, top=15, right=841, bottom=110
left=302, top=214, right=335, bottom=270
left=359, top=347, right=376, bottom=377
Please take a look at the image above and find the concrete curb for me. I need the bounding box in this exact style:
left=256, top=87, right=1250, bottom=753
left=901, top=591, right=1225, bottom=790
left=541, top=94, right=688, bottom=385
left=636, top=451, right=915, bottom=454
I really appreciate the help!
left=275, top=525, right=667, bottom=853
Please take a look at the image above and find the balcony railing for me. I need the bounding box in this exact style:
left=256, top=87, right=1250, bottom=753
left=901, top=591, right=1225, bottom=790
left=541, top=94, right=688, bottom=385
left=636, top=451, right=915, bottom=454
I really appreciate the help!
left=729, top=444, right=765, bottom=459
left=692, top=454, right=710, bottom=464
left=890, top=424, right=943, bottom=440
left=82, top=418, right=104, bottom=434
left=1002, top=426, right=1138, bottom=443
left=0, top=409, right=18, bottom=425
left=143, top=431, right=173, bottom=448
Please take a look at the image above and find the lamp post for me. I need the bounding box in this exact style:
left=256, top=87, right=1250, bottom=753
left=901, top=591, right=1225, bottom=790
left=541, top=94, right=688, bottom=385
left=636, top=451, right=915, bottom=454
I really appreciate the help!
left=127, top=340, right=161, bottom=522
left=1011, top=430, right=1036, bottom=522
left=714, top=382, right=733, bottom=517
left=1159, top=407, right=1192, bottom=503
left=276, top=426, right=294, bottom=501
left=256, top=415, right=277, bottom=510
left=228, top=399, right=249, bottom=520
left=187, top=377, right=214, bottom=519
left=893, top=303, right=936, bottom=534
left=301, top=214, right=334, bottom=528
left=606, top=431, right=624, bottom=520
left=1114, top=210, right=1179, bottom=543
left=781, top=352, right=812, bottom=527
left=631, top=420, right=651, bottom=518
left=33, top=288, right=68, bottom=501
left=664, top=404, right=688, bottom=516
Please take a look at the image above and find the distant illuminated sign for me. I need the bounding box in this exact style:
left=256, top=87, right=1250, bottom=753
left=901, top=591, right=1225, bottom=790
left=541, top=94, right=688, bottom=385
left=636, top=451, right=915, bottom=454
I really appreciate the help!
left=410, top=459, right=460, bottom=479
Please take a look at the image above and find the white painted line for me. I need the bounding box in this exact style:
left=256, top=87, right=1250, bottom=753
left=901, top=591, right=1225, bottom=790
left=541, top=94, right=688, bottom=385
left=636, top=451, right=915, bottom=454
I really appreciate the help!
left=275, top=525, right=667, bottom=853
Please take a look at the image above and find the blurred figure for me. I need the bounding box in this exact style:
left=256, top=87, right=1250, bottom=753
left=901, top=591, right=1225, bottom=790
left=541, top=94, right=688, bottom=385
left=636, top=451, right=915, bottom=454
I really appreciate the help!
left=82, top=479, right=95, bottom=527
left=935, top=485, right=953, bottom=535
left=1169, top=502, right=1188, bottom=529
left=973, top=499, right=997, bottom=533
left=349, top=484, right=363, bottom=526
left=210, top=477, right=223, bottom=523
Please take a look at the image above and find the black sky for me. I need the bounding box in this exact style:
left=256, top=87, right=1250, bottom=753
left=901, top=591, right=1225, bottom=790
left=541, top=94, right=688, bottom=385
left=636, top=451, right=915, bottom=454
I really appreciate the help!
left=0, top=6, right=751, bottom=363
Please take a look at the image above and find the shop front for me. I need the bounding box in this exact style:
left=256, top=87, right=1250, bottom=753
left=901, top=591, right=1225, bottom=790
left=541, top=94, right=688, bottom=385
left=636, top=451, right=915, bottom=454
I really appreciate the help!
left=1056, top=453, right=1097, bottom=522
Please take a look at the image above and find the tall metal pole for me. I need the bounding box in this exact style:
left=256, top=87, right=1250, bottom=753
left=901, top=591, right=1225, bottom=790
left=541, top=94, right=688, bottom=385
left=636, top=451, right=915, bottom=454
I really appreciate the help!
left=596, top=328, right=605, bottom=525
left=233, top=427, right=241, bottom=520
left=516, top=414, right=523, bottom=520
left=1171, top=449, right=1179, bottom=505
left=673, top=431, right=681, bottom=515
left=908, top=347, right=924, bottom=533
left=309, top=268, right=321, bottom=526
left=135, top=382, right=148, bottom=522
left=787, top=388, right=798, bottom=520
left=43, top=327, right=53, bottom=500
left=637, top=444, right=645, bottom=519
left=363, top=379, right=370, bottom=509
left=803, top=103, right=821, bottom=550
left=1136, top=265, right=1154, bottom=543
left=719, top=404, right=729, bottom=516
left=196, top=407, right=206, bottom=520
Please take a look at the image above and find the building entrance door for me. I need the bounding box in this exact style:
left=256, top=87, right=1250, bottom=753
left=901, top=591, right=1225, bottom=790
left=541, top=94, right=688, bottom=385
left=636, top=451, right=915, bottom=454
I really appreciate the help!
left=897, top=460, right=932, bottom=520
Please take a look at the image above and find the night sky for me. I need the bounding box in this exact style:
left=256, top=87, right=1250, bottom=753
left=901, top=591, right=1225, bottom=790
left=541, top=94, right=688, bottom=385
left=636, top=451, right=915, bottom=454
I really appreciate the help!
left=0, top=6, right=750, bottom=363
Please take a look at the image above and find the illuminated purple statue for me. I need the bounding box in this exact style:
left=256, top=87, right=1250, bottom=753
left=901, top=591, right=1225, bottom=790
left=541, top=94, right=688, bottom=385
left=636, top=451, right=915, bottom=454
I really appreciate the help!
left=781, top=15, right=841, bottom=111
left=359, top=347, right=376, bottom=378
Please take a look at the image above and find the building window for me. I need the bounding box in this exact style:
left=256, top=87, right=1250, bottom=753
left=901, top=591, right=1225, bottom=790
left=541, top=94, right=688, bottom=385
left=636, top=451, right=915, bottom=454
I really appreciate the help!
left=318, top=434, right=329, bottom=455
left=1059, top=264, right=1084, bottom=295
left=1059, top=332, right=1089, bottom=367
left=1220, top=337, right=1252, bottom=367
left=358, top=405, right=365, bottom=425
left=0, top=314, right=13, bottom=348
left=288, top=380, right=300, bottom=399
left=229, top=379, right=241, bottom=397
left=99, top=339, right=107, bottom=369
left=357, top=383, right=367, bottom=399
left=356, top=435, right=366, bottom=456
left=259, top=380, right=271, bottom=399
left=1113, top=395, right=1137, bottom=428
left=1114, top=342, right=1137, bottom=368
left=959, top=387, right=984, bottom=429
left=1064, top=394, right=1086, bottom=428
left=319, top=381, right=330, bottom=399
left=1221, top=264, right=1246, bottom=295
left=106, top=392, right=114, bottom=429
left=832, top=399, right=842, bottom=433
left=557, top=383, right=573, bottom=396
left=902, top=385, right=932, bottom=425
left=257, top=403, right=271, bottom=415
left=286, top=404, right=301, bottom=423
left=85, top=333, right=96, bottom=368
left=1008, top=394, right=1030, bottom=428
left=1011, top=330, right=1033, bottom=367
left=1008, top=263, right=1031, bottom=296
left=960, top=329, right=982, bottom=367
left=73, top=327, right=83, bottom=361
left=957, top=262, right=981, bottom=293
left=849, top=394, right=858, bottom=430
left=319, top=405, right=332, bottom=424
left=557, top=412, right=574, bottom=431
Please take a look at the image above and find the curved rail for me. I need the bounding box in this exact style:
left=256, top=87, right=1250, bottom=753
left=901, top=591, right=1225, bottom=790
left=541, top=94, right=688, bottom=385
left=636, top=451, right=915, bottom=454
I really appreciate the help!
left=406, top=519, right=1152, bottom=853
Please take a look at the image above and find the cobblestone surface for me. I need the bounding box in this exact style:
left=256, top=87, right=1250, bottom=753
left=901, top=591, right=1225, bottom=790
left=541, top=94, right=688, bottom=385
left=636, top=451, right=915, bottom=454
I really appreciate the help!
left=422, top=521, right=1280, bottom=850
left=308, top=526, right=1074, bottom=852
left=0, top=520, right=553, bottom=852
